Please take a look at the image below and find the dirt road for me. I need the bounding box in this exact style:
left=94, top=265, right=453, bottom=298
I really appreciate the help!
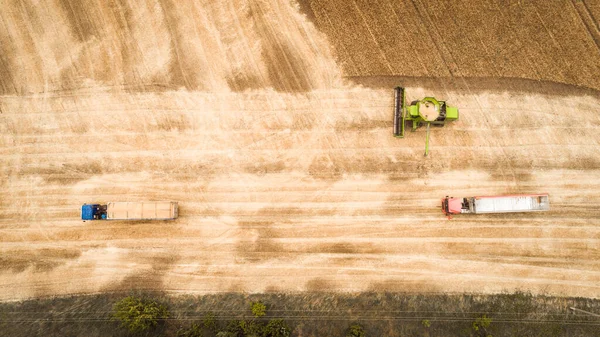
left=1, top=0, right=599, bottom=301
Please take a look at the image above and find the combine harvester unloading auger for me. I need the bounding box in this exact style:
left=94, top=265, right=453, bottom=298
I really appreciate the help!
left=393, top=87, right=459, bottom=156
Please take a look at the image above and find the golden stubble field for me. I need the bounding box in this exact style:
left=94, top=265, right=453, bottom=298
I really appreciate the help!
left=0, top=0, right=599, bottom=301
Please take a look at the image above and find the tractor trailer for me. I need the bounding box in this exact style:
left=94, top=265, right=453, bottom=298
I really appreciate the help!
left=81, top=202, right=178, bottom=220
left=442, top=194, right=549, bottom=215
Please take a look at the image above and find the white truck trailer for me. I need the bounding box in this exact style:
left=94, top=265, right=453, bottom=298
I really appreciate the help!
left=81, top=202, right=178, bottom=220
left=442, top=194, right=549, bottom=215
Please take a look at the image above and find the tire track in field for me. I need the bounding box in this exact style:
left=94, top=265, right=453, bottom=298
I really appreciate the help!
left=570, top=0, right=600, bottom=52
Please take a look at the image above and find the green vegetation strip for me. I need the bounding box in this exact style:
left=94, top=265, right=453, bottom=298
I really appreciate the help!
left=0, top=291, right=599, bottom=336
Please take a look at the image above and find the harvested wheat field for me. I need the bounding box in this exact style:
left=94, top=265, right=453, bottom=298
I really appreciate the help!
left=1, top=0, right=599, bottom=302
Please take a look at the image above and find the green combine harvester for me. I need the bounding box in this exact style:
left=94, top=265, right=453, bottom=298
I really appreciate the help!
left=393, top=87, right=459, bottom=156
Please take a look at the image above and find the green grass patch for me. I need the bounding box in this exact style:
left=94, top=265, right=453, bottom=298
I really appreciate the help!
left=0, top=291, right=598, bottom=336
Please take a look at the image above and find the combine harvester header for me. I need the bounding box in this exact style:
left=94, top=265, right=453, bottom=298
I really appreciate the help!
left=442, top=194, right=549, bottom=215
left=81, top=201, right=178, bottom=221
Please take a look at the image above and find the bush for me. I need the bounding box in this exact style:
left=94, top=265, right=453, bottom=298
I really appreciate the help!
left=472, top=315, right=493, bottom=337
left=218, top=320, right=244, bottom=337
left=346, top=323, right=365, bottom=337
left=177, top=323, right=204, bottom=337
left=203, top=312, right=217, bottom=331
left=240, top=319, right=265, bottom=337
left=112, top=295, right=170, bottom=334
left=251, top=301, right=267, bottom=318
left=214, top=318, right=291, bottom=337
left=264, top=319, right=291, bottom=337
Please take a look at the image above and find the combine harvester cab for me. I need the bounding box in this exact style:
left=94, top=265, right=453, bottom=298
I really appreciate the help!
left=81, top=202, right=178, bottom=221
left=442, top=194, right=549, bottom=215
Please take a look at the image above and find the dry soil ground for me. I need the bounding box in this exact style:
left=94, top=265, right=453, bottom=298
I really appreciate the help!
left=1, top=0, right=599, bottom=301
